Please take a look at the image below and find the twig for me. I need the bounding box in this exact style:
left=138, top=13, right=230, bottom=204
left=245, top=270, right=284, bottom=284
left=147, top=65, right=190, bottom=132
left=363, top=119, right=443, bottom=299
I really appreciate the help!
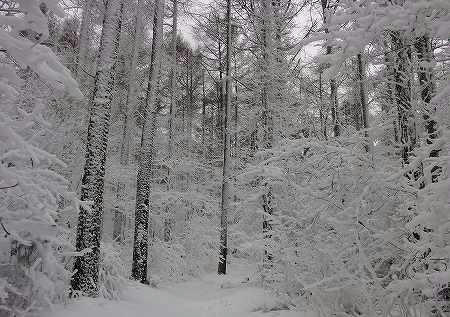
left=0, top=218, right=11, bottom=237
left=0, top=183, right=18, bottom=190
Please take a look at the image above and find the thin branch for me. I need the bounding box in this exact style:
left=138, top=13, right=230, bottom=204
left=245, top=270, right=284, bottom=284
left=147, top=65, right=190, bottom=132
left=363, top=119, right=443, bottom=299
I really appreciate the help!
left=0, top=183, right=18, bottom=190
left=0, top=218, right=11, bottom=237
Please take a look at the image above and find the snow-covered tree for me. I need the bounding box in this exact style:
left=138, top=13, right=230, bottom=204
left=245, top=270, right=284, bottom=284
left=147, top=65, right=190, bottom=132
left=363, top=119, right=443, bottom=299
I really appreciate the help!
left=71, top=0, right=123, bottom=297
left=132, top=0, right=166, bottom=284
left=0, top=0, right=82, bottom=314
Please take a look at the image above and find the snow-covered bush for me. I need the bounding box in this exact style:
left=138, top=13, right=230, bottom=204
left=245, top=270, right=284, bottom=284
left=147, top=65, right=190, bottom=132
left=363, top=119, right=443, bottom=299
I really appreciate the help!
left=146, top=158, right=220, bottom=283
left=0, top=0, right=81, bottom=315
left=236, top=125, right=449, bottom=316
left=98, top=243, right=128, bottom=300
left=149, top=212, right=218, bottom=282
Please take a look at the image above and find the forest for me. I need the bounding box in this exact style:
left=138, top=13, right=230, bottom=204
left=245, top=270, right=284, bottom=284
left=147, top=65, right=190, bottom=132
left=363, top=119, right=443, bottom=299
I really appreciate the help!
left=0, top=0, right=449, bottom=316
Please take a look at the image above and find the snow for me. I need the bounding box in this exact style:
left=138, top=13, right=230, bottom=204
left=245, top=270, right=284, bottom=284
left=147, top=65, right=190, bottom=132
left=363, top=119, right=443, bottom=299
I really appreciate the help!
left=48, top=262, right=313, bottom=317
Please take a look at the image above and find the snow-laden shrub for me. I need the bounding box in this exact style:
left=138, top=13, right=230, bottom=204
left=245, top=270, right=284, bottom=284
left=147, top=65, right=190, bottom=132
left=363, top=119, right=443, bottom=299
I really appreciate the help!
left=0, top=237, right=73, bottom=316
left=98, top=243, right=128, bottom=300
left=150, top=241, right=187, bottom=282
left=237, top=126, right=449, bottom=316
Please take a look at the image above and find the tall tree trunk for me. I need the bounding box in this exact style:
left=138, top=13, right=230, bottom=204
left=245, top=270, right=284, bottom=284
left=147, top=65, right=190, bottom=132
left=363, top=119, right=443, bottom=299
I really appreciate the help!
left=218, top=0, right=233, bottom=275
left=132, top=0, right=165, bottom=283
left=113, top=0, right=142, bottom=243
left=261, top=0, right=274, bottom=275
left=217, top=38, right=224, bottom=144
left=168, top=0, right=178, bottom=158
left=111, top=2, right=125, bottom=242
left=164, top=0, right=178, bottom=240
left=321, top=0, right=340, bottom=137
left=382, top=36, right=399, bottom=155
left=69, top=0, right=96, bottom=195
left=392, top=32, right=413, bottom=167
left=357, top=53, right=370, bottom=152
left=415, top=35, right=440, bottom=183
left=202, top=68, right=207, bottom=157
left=319, top=70, right=327, bottom=140
left=71, top=0, right=122, bottom=297
left=233, top=50, right=239, bottom=157
left=77, top=0, right=95, bottom=79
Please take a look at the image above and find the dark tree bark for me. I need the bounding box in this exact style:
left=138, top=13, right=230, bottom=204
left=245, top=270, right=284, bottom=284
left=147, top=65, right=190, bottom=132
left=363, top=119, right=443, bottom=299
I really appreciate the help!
left=357, top=53, right=370, bottom=152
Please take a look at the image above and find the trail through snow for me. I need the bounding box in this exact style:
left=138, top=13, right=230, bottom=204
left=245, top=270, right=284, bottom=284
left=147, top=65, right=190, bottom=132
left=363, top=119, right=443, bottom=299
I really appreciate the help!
left=48, top=262, right=312, bottom=317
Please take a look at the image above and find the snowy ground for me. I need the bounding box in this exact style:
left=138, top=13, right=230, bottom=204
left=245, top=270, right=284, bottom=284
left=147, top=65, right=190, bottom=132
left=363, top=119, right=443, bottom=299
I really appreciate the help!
left=48, top=262, right=313, bottom=317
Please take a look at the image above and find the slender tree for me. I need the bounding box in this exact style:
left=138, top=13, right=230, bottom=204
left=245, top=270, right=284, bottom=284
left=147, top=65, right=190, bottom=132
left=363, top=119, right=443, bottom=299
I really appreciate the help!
left=415, top=35, right=440, bottom=183
left=218, top=0, right=233, bottom=275
left=321, top=0, right=340, bottom=137
left=261, top=0, right=275, bottom=274
left=113, top=0, right=143, bottom=243
left=132, top=0, right=166, bottom=283
left=391, top=32, right=414, bottom=166
left=168, top=0, right=179, bottom=158
left=357, top=52, right=369, bottom=152
left=163, top=0, right=178, bottom=241
left=76, top=0, right=95, bottom=79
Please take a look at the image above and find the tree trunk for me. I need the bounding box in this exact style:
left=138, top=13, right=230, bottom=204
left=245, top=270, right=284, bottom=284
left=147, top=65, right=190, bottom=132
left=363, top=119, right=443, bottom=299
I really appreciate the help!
left=113, top=0, right=142, bottom=244
left=319, top=70, right=327, bottom=140
left=132, top=0, right=165, bottom=284
left=218, top=0, right=233, bottom=275
left=415, top=35, right=440, bottom=183
left=71, top=0, right=122, bottom=297
left=217, top=38, right=224, bottom=144
left=233, top=50, right=239, bottom=157
left=392, top=32, right=413, bottom=167
left=321, top=0, right=340, bottom=137
left=202, top=68, right=207, bottom=157
left=261, top=0, right=274, bottom=274
left=168, top=0, right=178, bottom=158
left=111, top=2, right=125, bottom=244
left=77, top=0, right=95, bottom=79
left=113, top=181, right=125, bottom=243
left=357, top=53, right=370, bottom=152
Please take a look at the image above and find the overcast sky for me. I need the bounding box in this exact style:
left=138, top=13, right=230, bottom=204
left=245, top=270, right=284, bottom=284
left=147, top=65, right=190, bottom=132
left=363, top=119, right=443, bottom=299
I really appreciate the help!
left=176, top=0, right=322, bottom=62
